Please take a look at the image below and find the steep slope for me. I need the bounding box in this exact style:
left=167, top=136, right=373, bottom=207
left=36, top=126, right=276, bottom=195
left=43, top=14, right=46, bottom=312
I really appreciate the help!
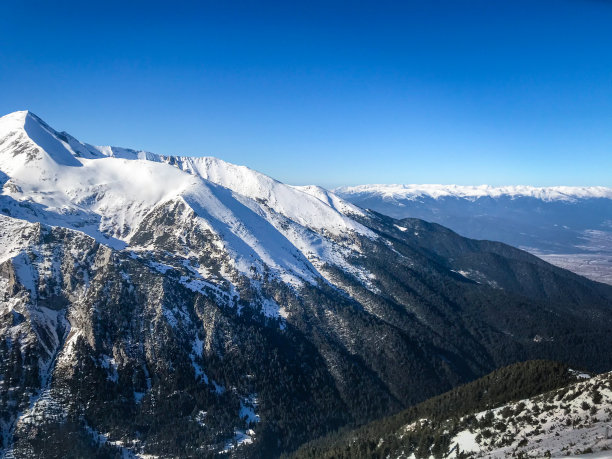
left=336, top=184, right=612, bottom=284
left=1, top=111, right=612, bottom=457
left=447, top=371, right=612, bottom=458
left=80, top=136, right=370, bottom=238
left=0, top=111, right=371, bottom=280
left=293, top=361, right=612, bottom=458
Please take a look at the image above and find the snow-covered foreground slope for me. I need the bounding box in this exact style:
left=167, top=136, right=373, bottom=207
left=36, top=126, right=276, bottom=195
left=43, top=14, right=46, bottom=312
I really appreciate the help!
left=390, top=370, right=612, bottom=458
left=295, top=364, right=612, bottom=459
left=447, top=371, right=612, bottom=458
left=336, top=184, right=612, bottom=284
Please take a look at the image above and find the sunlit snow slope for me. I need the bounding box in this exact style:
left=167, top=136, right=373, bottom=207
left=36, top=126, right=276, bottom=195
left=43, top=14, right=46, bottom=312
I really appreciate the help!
left=0, top=110, right=372, bottom=286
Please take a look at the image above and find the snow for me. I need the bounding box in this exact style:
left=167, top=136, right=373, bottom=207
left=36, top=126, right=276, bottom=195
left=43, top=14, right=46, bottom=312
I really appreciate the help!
left=195, top=410, right=207, bottom=427
left=84, top=422, right=146, bottom=458
left=192, top=336, right=204, bottom=357
left=192, top=362, right=209, bottom=384
left=239, top=394, right=260, bottom=424
left=57, top=326, right=81, bottom=364
left=20, top=112, right=83, bottom=167
left=260, top=298, right=286, bottom=320
left=12, top=251, right=37, bottom=298
left=449, top=269, right=500, bottom=288
left=99, top=354, right=119, bottom=383
left=160, top=156, right=373, bottom=237
left=336, top=183, right=612, bottom=202
left=180, top=185, right=321, bottom=284
left=453, top=430, right=480, bottom=454
left=147, top=261, right=174, bottom=274
left=569, top=369, right=592, bottom=379
left=0, top=110, right=388, bottom=341
left=291, top=184, right=367, bottom=217
left=212, top=381, right=225, bottom=395
left=0, top=111, right=380, bottom=289
left=219, top=395, right=259, bottom=452
left=189, top=337, right=211, bottom=385
left=444, top=371, right=612, bottom=458
left=0, top=216, right=39, bottom=264
left=221, top=429, right=254, bottom=453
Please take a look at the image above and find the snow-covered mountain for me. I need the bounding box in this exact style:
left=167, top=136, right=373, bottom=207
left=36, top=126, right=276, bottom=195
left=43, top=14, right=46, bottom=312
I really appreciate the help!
left=2, top=111, right=612, bottom=457
left=0, top=111, right=374, bottom=286
left=336, top=184, right=612, bottom=284
left=336, top=184, right=612, bottom=201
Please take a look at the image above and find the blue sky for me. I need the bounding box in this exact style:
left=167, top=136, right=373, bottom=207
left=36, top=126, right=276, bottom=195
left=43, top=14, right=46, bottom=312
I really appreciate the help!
left=1, top=0, right=611, bottom=188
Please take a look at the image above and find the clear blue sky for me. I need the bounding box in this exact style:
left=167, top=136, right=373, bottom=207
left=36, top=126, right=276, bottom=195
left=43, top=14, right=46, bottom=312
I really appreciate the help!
left=1, top=1, right=611, bottom=188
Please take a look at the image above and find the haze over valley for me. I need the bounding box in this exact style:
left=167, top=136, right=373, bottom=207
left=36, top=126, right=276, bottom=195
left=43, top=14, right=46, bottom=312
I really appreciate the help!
left=337, top=184, right=612, bottom=285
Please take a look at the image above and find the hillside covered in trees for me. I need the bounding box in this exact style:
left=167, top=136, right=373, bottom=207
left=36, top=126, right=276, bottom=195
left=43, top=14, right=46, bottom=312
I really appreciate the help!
left=292, top=360, right=612, bottom=458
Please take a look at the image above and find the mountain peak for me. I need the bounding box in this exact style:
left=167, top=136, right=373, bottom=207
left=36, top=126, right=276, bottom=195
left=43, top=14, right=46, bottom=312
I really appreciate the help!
left=0, top=110, right=83, bottom=168
left=1, top=109, right=32, bottom=119
left=0, top=109, right=34, bottom=129
left=0, top=110, right=373, bottom=280
left=0, top=110, right=52, bottom=128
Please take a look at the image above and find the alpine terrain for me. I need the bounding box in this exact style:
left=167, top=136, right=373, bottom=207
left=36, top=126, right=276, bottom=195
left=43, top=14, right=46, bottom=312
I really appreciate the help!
left=336, top=184, right=612, bottom=284
left=1, top=111, right=612, bottom=457
left=293, top=360, right=612, bottom=458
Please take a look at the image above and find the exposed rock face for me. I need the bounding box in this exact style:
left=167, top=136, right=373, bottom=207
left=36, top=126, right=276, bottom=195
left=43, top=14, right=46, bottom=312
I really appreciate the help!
left=0, top=111, right=611, bottom=457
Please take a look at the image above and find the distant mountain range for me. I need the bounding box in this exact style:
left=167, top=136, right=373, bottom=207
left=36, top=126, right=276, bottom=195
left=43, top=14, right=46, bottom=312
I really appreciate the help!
left=336, top=184, right=612, bottom=284
left=1, top=111, right=612, bottom=457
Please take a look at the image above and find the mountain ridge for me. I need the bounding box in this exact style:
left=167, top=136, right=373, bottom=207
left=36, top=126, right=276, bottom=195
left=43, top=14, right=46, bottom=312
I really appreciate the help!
left=1, top=111, right=612, bottom=457
left=0, top=110, right=373, bottom=286
left=336, top=183, right=612, bottom=202
left=336, top=183, right=612, bottom=285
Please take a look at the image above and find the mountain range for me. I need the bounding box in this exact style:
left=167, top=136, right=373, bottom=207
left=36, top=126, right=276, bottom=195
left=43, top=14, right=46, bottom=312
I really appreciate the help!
left=336, top=184, right=612, bottom=284
left=1, top=111, right=612, bottom=457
